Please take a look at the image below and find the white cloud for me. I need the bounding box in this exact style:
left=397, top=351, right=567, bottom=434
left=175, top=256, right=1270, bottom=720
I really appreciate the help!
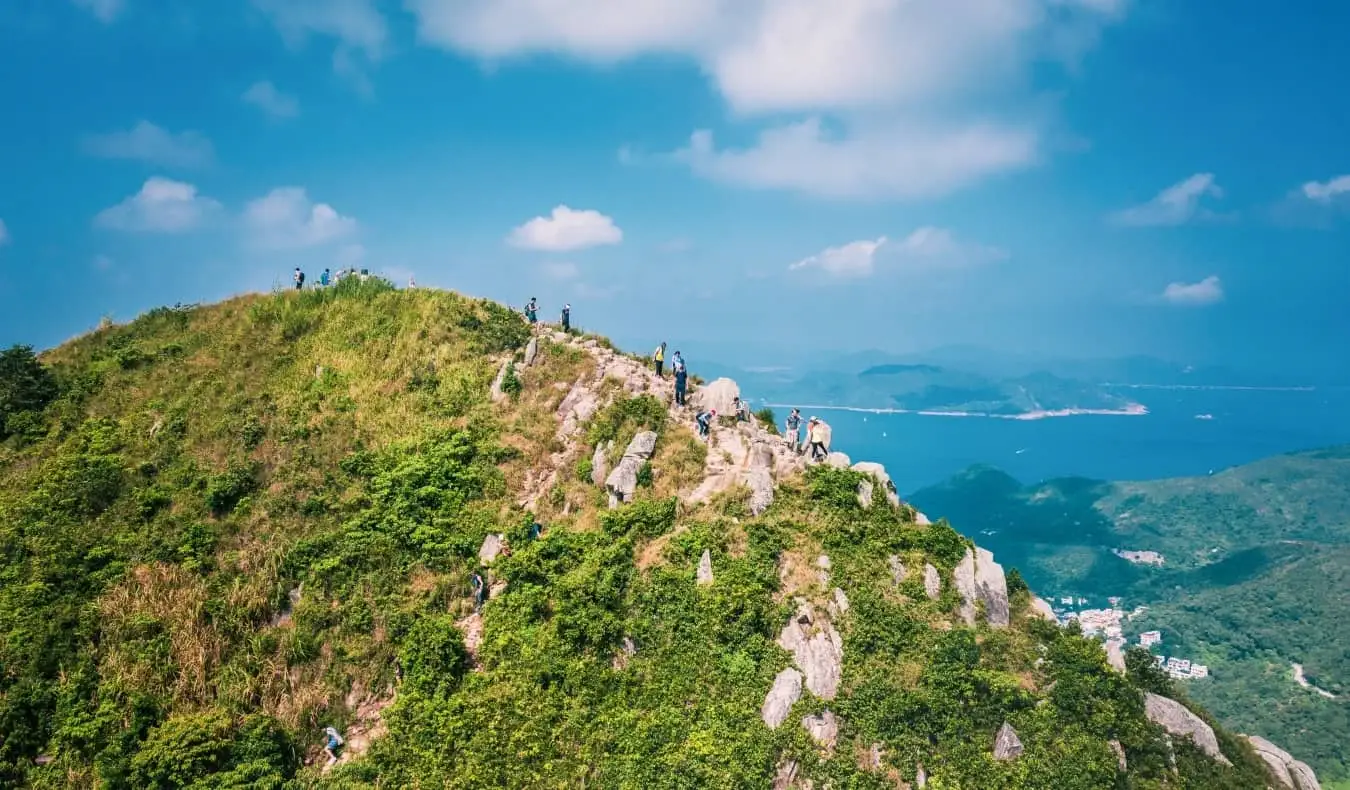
left=540, top=261, right=580, bottom=280
left=1109, top=173, right=1222, bottom=227
left=94, top=177, right=223, bottom=233
left=244, top=188, right=358, bottom=249
left=72, top=0, right=124, bottom=23
left=675, top=119, right=1037, bottom=200
left=507, top=206, right=623, bottom=252
left=82, top=121, right=214, bottom=169
left=242, top=81, right=300, bottom=118
left=790, top=237, right=888, bottom=278
left=1161, top=275, right=1223, bottom=306
left=0, top=218, right=8, bottom=246
left=254, top=0, right=387, bottom=90
left=1301, top=175, right=1350, bottom=203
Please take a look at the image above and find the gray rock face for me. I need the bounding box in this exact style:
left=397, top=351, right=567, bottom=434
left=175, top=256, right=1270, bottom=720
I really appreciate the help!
left=556, top=380, right=600, bottom=438
left=914, top=510, right=932, bottom=526
left=748, top=441, right=776, bottom=515
left=831, top=587, right=850, bottom=616
left=851, top=462, right=900, bottom=507
left=954, top=547, right=1010, bottom=628
left=478, top=534, right=505, bottom=565
left=923, top=563, right=942, bottom=600
left=802, top=710, right=839, bottom=750
left=772, top=759, right=801, bottom=790
left=590, top=441, right=611, bottom=486
left=612, top=636, right=637, bottom=670
left=489, top=359, right=511, bottom=403
left=888, top=555, right=907, bottom=587
left=696, top=377, right=741, bottom=416
left=1144, top=693, right=1230, bottom=765
left=856, top=478, right=874, bottom=509
left=1031, top=597, right=1058, bottom=623
left=777, top=605, right=844, bottom=701
left=605, top=430, right=658, bottom=506
left=523, top=337, right=539, bottom=367
left=1244, top=735, right=1322, bottom=790
left=761, top=668, right=804, bottom=729
left=1109, top=739, right=1127, bottom=772
left=825, top=451, right=851, bottom=469
left=697, top=549, right=714, bottom=586
left=993, top=721, right=1023, bottom=761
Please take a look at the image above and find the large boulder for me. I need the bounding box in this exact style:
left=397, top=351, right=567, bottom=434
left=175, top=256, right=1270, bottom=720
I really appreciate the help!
left=556, top=380, right=600, bottom=438
left=851, top=461, right=900, bottom=507
left=1244, top=735, right=1322, bottom=790
left=523, top=337, right=539, bottom=367
left=489, top=359, right=511, bottom=403
left=478, top=534, right=505, bottom=565
left=802, top=710, right=839, bottom=750
left=825, top=451, right=851, bottom=469
left=1144, top=693, right=1231, bottom=765
left=605, top=431, right=659, bottom=506
left=697, top=549, right=714, bottom=586
left=954, top=547, right=1010, bottom=628
left=696, top=377, right=741, bottom=416
left=590, top=441, right=611, bottom=486
left=923, top=563, right=942, bottom=600
left=992, top=721, right=1023, bottom=761
left=777, top=605, right=844, bottom=701
left=761, top=668, right=804, bottom=729
left=1030, top=597, right=1058, bottom=623
left=856, top=478, right=874, bottom=509
left=747, top=441, right=775, bottom=515
left=888, top=555, right=906, bottom=586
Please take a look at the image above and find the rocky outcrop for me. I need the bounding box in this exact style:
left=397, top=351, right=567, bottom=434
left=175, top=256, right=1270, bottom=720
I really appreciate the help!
left=1030, top=597, right=1058, bottom=623
left=697, top=549, right=714, bottom=586
left=825, top=451, right=851, bottom=469
left=954, top=547, right=1010, bottom=628
left=777, top=604, right=844, bottom=701
left=747, top=440, right=776, bottom=515
left=612, top=636, right=638, bottom=671
left=888, top=555, right=906, bottom=586
left=478, top=534, right=505, bottom=565
left=993, top=721, right=1023, bottom=761
left=923, top=563, right=942, bottom=600
left=857, top=478, right=874, bottom=508
left=1109, top=739, right=1127, bottom=772
left=1144, top=693, right=1230, bottom=765
left=851, top=461, right=900, bottom=508
left=696, top=377, right=741, bottom=415
left=489, top=359, right=511, bottom=403
left=772, top=759, right=802, bottom=790
left=761, top=668, right=804, bottom=729
left=1244, top=735, right=1322, bottom=790
left=915, top=510, right=932, bottom=526
left=816, top=555, right=832, bottom=588
left=523, top=337, right=539, bottom=367
left=556, top=379, right=600, bottom=438
left=590, top=441, right=611, bottom=486
left=605, top=431, right=658, bottom=506
left=802, top=710, right=839, bottom=751
left=831, top=587, right=850, bottom=616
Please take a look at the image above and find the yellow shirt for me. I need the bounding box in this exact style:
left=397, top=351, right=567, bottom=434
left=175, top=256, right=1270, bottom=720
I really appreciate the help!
left=654, top=346, right=665, bottom=361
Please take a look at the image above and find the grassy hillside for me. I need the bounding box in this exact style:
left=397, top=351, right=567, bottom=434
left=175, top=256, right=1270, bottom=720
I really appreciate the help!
left=911, top=453, right=1350, bottom=782
left=0, top=281, right=1292, bottom=788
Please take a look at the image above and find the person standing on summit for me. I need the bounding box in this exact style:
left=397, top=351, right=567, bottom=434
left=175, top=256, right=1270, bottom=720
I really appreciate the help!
left=673, top=357, right=688, bottom=406
left=525, top=297, right=538, bottom=325
left=293, top=267, right=305, bottom=290
left=785, top=408, right=802, bottom=453
left=561, top=303, right=571, bottom=332
left=653, top=342, right=667, bottom=377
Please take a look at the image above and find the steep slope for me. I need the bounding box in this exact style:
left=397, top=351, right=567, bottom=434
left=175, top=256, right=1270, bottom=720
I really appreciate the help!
left=0, top=280, right=1312, bottom=789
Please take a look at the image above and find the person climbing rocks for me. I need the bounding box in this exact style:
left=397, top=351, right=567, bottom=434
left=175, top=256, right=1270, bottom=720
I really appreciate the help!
left=322, top=726, right=344, bottom=766
left=733, top=397, right=751, bottom=422
left=320, top=268, right=331, bottom=287
left=561, top=304, right=571, bottom=332
left=696, top=408, right=716, bottom=438
left=525, top=298, right=538, bottom=325
left=470, top=569, right=487, bottom=613
left=785, top=408, right=802, bottom=452
left=673, top=360, right=688, bottom=406
left=807, top=417, right=828, bottom=461
left=528, top=520, right=543, bottom=541
left=293, top=268, right=305, bottom=290
left=653, top=342, right=666, bottom=377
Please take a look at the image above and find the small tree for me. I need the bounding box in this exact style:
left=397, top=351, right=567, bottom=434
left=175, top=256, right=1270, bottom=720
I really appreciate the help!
left=0, top=344, right=57, bottom=438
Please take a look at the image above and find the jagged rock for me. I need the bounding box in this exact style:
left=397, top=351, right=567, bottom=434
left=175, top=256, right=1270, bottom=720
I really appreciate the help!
left=1105, top=637, right=1127, bottom=673
left=915, top=510, right=932, bottom=526
left=888, top=555, right=906, bottom=586
left=954, top=547, right=1010, bottom=628
left=556, top=380, right=600, bottom=437
left=605, top=431, right=658, bottom=506
left=773, top=759, right=801, bottom=790
left=748, top=441, right=776, bottom=515
left=590, top=441, right=610, bottom=486
left=1109, top=739, right=1127, bottom=772
left=1144, top=693, right=1231, bottom=765
left=1244, top=735, right=1322, bottom=790
left=856, top=478, right=874, bottom=508
left=523, top=337, right=539, bottom=367
left=825, top=451, right=851, bottom=469
left=478, top=534, right=505, bottom=565
left=802, top=710, right=839, bottom=750
left=816, top=555, right=832, bottom=588
left=697, top=549, right=714, bottom=586
left=992, top=721, right=1023, bottom=761
left=761, top=668, right=804, bottom=729
left=489, top=359, right=511, bottom=403
left=851, top=462, right=900, bottom=507
left=488, top=580, right=507, bottom=599
left=923, top=563, right=941, bottom=600
left=777, top=605, right=844, bottom=701
left=1030, top=597, right=1058, bottom=623
left=831, top=588, right=850, bottom=616
left=696, top=377, right=741, bottom=415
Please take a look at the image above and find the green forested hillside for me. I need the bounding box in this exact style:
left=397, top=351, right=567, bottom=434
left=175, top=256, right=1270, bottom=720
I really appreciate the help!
left=0, top=281, right=1297, bottom=788
left=911, top=454, right=1350, bottom=783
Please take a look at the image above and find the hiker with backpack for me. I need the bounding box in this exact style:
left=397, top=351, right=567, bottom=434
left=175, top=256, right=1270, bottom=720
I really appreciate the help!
left=319, top=268, right=331, bottom=287
left=696, top=409, right=716, bottom=439
left=525, top=298, right=538, bottom=325
left=733, top=397, right=751, bottom=423
left=561, top=304, right=571, bottom=332
left=470, top=569, right=487, bottom=613
left=807, top=417, right=828, bottom=461
left=673, top=357, right=688, bottom=406
left=293, top=268, right=305, bottom=290
left=653, top=342, right=667, bottom=377
left=322, top=726, right=344, bottom=766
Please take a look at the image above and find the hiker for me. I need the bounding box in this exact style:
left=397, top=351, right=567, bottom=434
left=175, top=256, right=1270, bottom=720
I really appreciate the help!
left=785, top=409, right=802, bottom=452
left=470, top=570, right=487, bottom=613
left=653, top=342, right=667, bottom=377
left=671, top=350, right=685, bottom=373
left=528, top=520, right=543, bottom=541
left=293, top=268, right=305, bottom=290
left=673, top=361, right=688, bottom=406
left=733, top=397, right=751, bottom=422
left=696, top=409, right=716, bottom=438
left=807, top=417, right=828, bottom=461
left=561, top=303, right=571, bottom=332
left=525, top=297, right=538, bottom=325
left=319, top=268, right=331, bottom=287
left=408, top=276, right=417, bottom=289
left=322, top=726, right=344, bottom=766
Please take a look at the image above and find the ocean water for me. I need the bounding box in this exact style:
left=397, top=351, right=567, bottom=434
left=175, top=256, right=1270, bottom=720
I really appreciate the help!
left=764, top=386, right=1350, bottom=494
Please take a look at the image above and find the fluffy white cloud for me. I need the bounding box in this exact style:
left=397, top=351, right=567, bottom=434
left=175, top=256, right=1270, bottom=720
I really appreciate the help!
left=1110, top=173, right=1222, bottom=227
left=244, top=188, right=358, bottom=249
left=790, top=227, right=1006, bottom=277
left=790, top=237, right=888, bottom=277
left=253, top=0, right=387, bottom=56
left=72, top=0, right=124, bottom=23
left=507, top=206, right=623, bottom=252
left=82, top=121, right=214, bottom=169
left=0, top=218, right=8, bottom=246
left=242, top=81, right=300, bottom=118
left=1301, top=175, right=1350, bottom=203
left=540, top=261, right=580, bottom=279
left=1161, top=275, right=1223, bottom=306
left=675, top=120, right=1037, bottom=200
left=94, top=177, right=223, bottom=233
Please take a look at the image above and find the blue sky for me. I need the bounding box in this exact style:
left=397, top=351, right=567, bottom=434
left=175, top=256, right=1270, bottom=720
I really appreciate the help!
left=0, top=0, right=1346, bottom=375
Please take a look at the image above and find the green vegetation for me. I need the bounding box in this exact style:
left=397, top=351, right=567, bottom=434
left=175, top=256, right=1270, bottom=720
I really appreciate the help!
left=0, top=282, right=1292, bottom=788
left=911, top=452, right=1350, bottom=782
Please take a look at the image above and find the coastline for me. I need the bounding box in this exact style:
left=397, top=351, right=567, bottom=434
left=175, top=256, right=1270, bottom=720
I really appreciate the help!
left=760, top=402, right=1150, bottom=420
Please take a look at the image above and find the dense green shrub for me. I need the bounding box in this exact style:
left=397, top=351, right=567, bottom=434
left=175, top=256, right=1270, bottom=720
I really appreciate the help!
left=205, top=463, right=259, bottom=515
left=399, top=617, right=469, bottom=699
left=128, top=711, right=297, bottom=790
left=0, top=344, right=57, bottom=438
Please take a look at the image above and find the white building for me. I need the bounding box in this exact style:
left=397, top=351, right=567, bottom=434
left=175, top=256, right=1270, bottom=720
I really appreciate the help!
left=1140, top=631, right=1162, bottom=647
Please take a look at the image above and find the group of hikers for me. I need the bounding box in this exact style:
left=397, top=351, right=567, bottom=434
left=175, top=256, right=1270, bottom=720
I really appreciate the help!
left=522, top=297, right=571, bottom=332
left=292, top=266, right=370, bottom=290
